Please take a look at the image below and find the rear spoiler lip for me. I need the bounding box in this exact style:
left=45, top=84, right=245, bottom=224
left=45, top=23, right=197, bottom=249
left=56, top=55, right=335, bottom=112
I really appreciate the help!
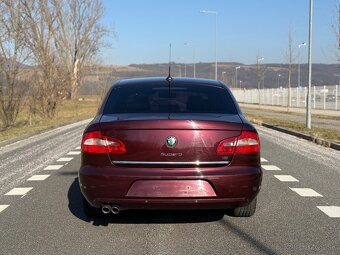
left=100, top=113, right=243, bottom=122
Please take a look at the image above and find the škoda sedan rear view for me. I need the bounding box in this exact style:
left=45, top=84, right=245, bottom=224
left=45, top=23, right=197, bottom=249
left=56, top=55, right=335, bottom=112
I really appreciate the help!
left=79, top=77, right=262, bottom=217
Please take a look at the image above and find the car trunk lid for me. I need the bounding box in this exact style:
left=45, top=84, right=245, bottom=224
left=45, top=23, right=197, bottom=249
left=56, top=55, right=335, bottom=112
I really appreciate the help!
left=99, top=113, right=243, bottom=166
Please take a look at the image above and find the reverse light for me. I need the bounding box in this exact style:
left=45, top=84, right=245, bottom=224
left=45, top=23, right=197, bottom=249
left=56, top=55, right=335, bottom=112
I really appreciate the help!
left=216, top=137, right=238, bottom=155
left=216, top=131, right=260, bottom=155
left=81, top=131, right=126, bottom=154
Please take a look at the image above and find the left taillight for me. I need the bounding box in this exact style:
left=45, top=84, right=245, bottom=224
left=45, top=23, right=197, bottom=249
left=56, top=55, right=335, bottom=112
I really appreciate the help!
left=81, top=131, right=126, bottom=154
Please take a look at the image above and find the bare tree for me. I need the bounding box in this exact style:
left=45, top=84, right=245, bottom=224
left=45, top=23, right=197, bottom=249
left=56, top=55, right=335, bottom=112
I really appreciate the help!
left=54, top=0, right=112, bottom=99
left=285, top=28, right=296, bottom=109
left=20, top=0, right=68, bottom=119
left=0, top=0, right=29, bottom=128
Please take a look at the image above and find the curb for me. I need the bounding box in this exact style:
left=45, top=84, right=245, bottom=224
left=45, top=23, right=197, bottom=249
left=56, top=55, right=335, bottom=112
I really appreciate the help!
left=251, top=120, right=340, bottom=152
left=0, top=118, right=91, bottom=148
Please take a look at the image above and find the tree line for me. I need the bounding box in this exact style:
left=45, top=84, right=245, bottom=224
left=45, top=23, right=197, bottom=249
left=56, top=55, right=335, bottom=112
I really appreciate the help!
left=0, top=0, right=112, bottom=129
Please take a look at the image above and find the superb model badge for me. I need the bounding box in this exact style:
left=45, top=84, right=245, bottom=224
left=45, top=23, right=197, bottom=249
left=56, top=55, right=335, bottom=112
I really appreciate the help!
left=166, top=136, right=177, bottom=148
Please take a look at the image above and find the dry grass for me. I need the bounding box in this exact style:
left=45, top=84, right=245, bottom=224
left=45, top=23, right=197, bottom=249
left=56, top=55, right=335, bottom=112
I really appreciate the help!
left=0, top=96, right=101, bottom=143
left=1, top=97, right=339, bottom=145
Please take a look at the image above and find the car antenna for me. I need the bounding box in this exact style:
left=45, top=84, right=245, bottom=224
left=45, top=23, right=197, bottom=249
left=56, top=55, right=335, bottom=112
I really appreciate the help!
left=166, top=43, right=173, bottom=82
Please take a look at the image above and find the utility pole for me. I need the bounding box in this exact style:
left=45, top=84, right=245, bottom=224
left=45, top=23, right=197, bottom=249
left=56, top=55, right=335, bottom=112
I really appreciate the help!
left=306, top=0, right=313, bottom=129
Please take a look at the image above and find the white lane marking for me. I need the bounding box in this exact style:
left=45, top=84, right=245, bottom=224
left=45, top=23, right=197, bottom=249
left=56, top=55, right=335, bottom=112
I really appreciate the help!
left=262, top=165, right=281, bottom=171
left=67, top=151, right=81, bottom=155
left=317, top=206, right=340, bottom=218
left=261, top=158, right=268, bottom=162
left=44, top=165, right=63, bottom=170
left=274, top=175, right=299, bottom=182
left=75, top=146, right=81, bottom=150
left=27, top=175, right=50, bottom=181
left=57, top=157, right=73, bottom=162
left=0, top=205, right=10, bottom=213
left=5, top=187, right=33, bottom=196
left=289, top=188, right=323, bottom=197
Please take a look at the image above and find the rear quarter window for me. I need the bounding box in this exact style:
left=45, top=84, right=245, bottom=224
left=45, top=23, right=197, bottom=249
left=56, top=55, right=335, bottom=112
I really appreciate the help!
left=103, top=83, right=238, bottom=114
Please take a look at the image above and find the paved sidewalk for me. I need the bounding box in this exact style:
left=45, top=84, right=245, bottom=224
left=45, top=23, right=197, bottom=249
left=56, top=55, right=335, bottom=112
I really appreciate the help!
left=239, top=103, right=340, bottom=117
left=240, top=103, right=340, bottom=132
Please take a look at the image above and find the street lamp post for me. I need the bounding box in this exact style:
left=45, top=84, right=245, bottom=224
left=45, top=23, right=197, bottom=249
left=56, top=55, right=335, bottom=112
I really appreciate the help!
left=298, top=42, right=306, bottom=88
left=235, top=66, right=240, bottom=88
left=177, top=64, right=182, bottom=77
left=222, top=71, right=226, bottom=83
left=277, top=74, right=281, bottom=88
left=184, top=42, right=196, bottom=78
left=257, top=57, right=264, bottom=104
left=200, top=10, right=218, bottom=80
left=306, top=0, right=313, bottom=129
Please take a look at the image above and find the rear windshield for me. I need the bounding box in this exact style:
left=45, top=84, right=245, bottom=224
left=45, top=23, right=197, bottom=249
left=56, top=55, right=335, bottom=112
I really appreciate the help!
left=103, top=83, right=238, bottom=114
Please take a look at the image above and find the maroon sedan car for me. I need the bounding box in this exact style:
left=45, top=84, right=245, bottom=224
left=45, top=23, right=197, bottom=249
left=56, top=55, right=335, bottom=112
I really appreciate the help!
left=79, top=77, right=262, bottom=217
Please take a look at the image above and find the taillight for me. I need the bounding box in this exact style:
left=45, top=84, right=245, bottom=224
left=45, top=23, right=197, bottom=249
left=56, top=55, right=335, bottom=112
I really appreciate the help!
left=235, top=131, right=260, bottom=154
left=216, top=137, right=238, bottom=155
left=216, top=131, right=260, bottom=155
left=81, top=131, right=126, bottom=154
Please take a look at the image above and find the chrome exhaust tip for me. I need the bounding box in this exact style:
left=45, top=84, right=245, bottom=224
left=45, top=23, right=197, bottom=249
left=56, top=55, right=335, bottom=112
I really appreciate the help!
left=111, top=205, right=120, bottom=215
left=101, top=205, right=112, bottom=214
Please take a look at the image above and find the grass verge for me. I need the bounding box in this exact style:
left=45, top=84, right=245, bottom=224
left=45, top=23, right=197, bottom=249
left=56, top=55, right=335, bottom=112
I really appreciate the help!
left=1, top=98, right=339, bottom=146
left=0, top=97, right=101, bottom=143
left=245, top=113, right=340, bottom=144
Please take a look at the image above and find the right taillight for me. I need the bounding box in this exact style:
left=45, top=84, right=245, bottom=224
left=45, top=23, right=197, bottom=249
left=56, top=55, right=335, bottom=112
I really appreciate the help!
left=81, top=131, right=126, bottom=154
left=235, top=131, right=260, bottom=154
left=216, top=131, right=260, bottom=155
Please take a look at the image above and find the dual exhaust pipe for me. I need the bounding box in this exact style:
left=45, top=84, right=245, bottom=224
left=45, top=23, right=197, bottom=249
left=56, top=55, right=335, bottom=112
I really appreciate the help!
left=101, top=204, right=120, bottom=215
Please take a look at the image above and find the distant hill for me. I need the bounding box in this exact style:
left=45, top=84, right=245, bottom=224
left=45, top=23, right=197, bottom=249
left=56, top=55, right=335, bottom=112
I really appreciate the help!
left=128, top=62, right=340, bottom=88
left=79, top=62, right=340, bottom=94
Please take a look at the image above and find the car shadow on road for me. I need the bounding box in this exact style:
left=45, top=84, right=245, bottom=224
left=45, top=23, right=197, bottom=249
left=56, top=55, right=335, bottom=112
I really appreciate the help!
left=67, top=177, right=277, bottom=254
left=67, top=177, right=225, bottom=226
left=219, top=220, right=280, bottom=255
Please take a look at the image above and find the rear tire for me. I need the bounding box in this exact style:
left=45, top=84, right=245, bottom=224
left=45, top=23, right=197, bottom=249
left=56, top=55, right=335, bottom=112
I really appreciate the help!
left=83, top=197, right=102, bottom=218
left=233, top=198, right=257, bottom=217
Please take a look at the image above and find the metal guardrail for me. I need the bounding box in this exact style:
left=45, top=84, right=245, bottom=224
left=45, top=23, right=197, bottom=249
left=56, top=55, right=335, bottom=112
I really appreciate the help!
left=232, top=85, right=339, bottom=111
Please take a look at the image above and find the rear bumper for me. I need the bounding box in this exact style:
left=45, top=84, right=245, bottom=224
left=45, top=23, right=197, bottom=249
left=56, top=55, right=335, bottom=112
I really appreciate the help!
left=78, top=165, right=262, bottom=210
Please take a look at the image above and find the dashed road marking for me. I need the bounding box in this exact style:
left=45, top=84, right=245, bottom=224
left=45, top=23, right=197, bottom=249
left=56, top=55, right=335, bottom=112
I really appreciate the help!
left=262, top=165, right=281, bottom=171
left=261, top=158, right=268, bottom=162
left=57, top=157, right=73, bottom=162
left=5, top=187, right=33, bottom=196
left=274, top=175, right=299, bottom=182
left=317, top=206, right=340, bottom=218
left=75, top=146, right=81, bottom=150
left=67, top=151, right=81, bottom=155
left=27, top=175, right=50, bottom=181
left=44, top=165, right=63, bottom=170
left=0, top=205, right=10, bottom=213
left=289, top=188, right=323, bottom=197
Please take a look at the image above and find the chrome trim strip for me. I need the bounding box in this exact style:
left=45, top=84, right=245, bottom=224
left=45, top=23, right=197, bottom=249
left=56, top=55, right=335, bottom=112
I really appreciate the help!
left=111, top=160, right=229, bottom=166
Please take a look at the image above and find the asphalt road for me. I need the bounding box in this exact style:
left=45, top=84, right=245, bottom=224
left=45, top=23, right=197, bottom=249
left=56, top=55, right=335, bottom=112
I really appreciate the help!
left=0, top=120, right=339, bottom=255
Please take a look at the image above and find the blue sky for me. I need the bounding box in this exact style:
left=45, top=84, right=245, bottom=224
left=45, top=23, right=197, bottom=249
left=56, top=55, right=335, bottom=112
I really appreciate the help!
left=101, top=0, right=339, bottom=65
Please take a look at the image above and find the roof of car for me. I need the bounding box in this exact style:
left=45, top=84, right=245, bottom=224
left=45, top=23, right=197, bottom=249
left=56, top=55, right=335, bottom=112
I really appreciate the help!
left=114, top=77, right=226, bottom=88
